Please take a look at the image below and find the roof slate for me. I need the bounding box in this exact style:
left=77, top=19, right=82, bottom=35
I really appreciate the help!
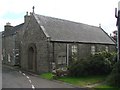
left=34, top=14, right=115, bottom=45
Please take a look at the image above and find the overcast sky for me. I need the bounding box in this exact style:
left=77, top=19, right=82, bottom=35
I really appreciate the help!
left=0, top=0, right=119, bottom=35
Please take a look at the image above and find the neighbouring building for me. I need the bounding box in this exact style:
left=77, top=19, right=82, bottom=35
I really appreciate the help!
left=0, top=32, right=1, bottom=59
left=2, top=11, right=116, bottom=74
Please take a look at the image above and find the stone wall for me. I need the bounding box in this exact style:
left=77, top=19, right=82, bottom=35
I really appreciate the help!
left=21, top=14, right=50, bottom=74
left=2, top=35, right=16, bottom=65
left=49, top=42, right=116, bottom=69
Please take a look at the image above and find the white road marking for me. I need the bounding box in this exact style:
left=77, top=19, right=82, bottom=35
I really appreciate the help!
left=22, top=73, right=26, bottom=76
left=29, top=79, right=32, bottom=83
left=32, top=85, right=35, bottom=89
left=18, top=71, right=35, bottom=89
left=26, top=76, right=30, bottom=79
left=19, top=71, right=22, bottom=73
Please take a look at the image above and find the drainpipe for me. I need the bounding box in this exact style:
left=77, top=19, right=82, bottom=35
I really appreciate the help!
left=46, top=37, right=50, bottom=72
left=66, top=44, right=69, bottom=66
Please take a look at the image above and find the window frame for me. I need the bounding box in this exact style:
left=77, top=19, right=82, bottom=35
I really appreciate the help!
left=71, top=44, right=78, bottom=61
left=91, top=45, right=96, bottom=55
left=105, top=46, right=109, bottom=52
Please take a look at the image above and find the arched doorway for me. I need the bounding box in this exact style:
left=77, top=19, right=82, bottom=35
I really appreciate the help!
left=28, top=44, right=37, bottom=72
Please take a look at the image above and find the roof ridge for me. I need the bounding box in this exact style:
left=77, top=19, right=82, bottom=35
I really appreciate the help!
left=13, top=23, right=24, bottom=28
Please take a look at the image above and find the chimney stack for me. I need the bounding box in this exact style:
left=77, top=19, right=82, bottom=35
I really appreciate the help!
left=4, top=22, right=13, bottom=31
left=99, top=23, right=101, bottom=28
left=24, top=11, right=30, bottom=24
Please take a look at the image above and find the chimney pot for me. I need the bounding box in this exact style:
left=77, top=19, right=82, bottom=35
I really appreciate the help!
left=26, top=11, right=28, bottom=16
left=99, top=23, right=101, bottom=28
left=6, top=22, right=11, bottom=26
left=24, top=12, right=30, bottom=23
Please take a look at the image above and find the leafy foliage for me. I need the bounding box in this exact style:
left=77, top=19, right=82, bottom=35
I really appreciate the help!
left=107, top=61, right=120, bottom=87
left=68, top=51, right=116, bottom=77
left=40, top=72, right=54, bottom=80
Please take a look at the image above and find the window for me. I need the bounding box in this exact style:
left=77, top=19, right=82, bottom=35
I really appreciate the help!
left=57, top=52, right=66, bottom=65
left=91, top=45, right=95, bottom=55
left=8, top=54, right=11, bottom=62
left=57, top=56, right=66, bottom=64
left=71, top=45, right=78, bottom=61
left=105, top=46, right=109, bottom=52
left=72, top=45, right=77, bottom=53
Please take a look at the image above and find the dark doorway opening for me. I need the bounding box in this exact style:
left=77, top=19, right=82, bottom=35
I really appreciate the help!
left=28, top=45, right=37, bottom=72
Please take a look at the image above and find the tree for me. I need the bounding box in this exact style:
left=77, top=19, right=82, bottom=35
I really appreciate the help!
left=111, top=30, right=117, bottom=42
left=107, top=61, right=120, bottom=87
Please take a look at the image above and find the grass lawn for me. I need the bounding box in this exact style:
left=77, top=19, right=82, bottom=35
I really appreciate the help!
left=94, top=84, right=120, bottom=90
left=40, top=73, right=107, bottom=87
left=93, top=84, right=120, bottom=90
left=40, top=72, right=54, bottom=80
left=57, top=75, right=106, bottom=87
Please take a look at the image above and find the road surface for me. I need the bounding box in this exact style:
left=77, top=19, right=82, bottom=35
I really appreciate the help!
left=2, top=65, right=77, bottom=89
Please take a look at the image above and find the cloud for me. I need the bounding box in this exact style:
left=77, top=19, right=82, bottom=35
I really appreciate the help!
left=0, top=0, right=119, bottom=34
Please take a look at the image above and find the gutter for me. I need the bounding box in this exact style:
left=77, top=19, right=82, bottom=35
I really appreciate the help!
left=50, top=40, right=116, bottom=46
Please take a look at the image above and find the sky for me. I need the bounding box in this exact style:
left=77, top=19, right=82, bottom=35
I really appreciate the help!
left=0, top=0, right=119, bottom=35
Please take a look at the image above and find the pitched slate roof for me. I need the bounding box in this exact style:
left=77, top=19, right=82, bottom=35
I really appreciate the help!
left=34, top=14, right=115, bottom=45
left=3, top=23, right=24, bottom=37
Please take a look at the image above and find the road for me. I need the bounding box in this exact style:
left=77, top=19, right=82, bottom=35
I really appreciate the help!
left=2, top=65, right=77, bottom=89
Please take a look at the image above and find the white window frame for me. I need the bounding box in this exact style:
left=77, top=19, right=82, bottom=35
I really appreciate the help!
left=8, top=54, right=11, bottom=62
left=91, top=45, right=95, bottom=55
left=71, top=45, right=77, bottom=54
left=105, top=46, right=109, bottom=52
left=71, top=45, right=78, bottom=61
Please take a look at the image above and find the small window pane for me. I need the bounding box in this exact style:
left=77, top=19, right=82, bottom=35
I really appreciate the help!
left=105, top=46, right=108, bottom=52
left=91, top=46, right=95, bottom=55
left=71, top=45, right=78, bottom=61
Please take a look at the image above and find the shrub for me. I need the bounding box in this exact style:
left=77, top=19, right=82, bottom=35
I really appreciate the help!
left=68, top=59, right=86, bottom=76
left=95, top=51, right=117, bottom=66
left=107, top=61, right=120, bottom=87
left=68, top=51, right=115, bottom=77
left=89, top=53, right=112, bottom=75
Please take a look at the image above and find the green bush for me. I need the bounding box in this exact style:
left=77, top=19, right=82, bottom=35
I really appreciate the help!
left=68, top=59, right=87, bottom=76
left=95, top=51, right=117, bottom=66
left=68, top=51, right=116, bottom=77
left=107, top=61, right=120, bottom=87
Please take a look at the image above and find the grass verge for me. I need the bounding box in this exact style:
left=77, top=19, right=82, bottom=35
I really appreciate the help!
left=93, top=84, right=120, bottom=90
left=40, top=73, right=106, bottom=87
left=40, top=73, right=120, bottom=89
left=40, top=72, right=54, bottom=80
left=57, top=75, right=106, bottom=87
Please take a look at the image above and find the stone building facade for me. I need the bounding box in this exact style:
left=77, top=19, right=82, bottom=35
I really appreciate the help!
left=2, top=23, right=24, bottom=65
left=2, top=12, right=116, bottom=74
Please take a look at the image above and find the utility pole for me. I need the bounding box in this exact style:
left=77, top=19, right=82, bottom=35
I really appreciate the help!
left=115, top=1, right=120, bottom=61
